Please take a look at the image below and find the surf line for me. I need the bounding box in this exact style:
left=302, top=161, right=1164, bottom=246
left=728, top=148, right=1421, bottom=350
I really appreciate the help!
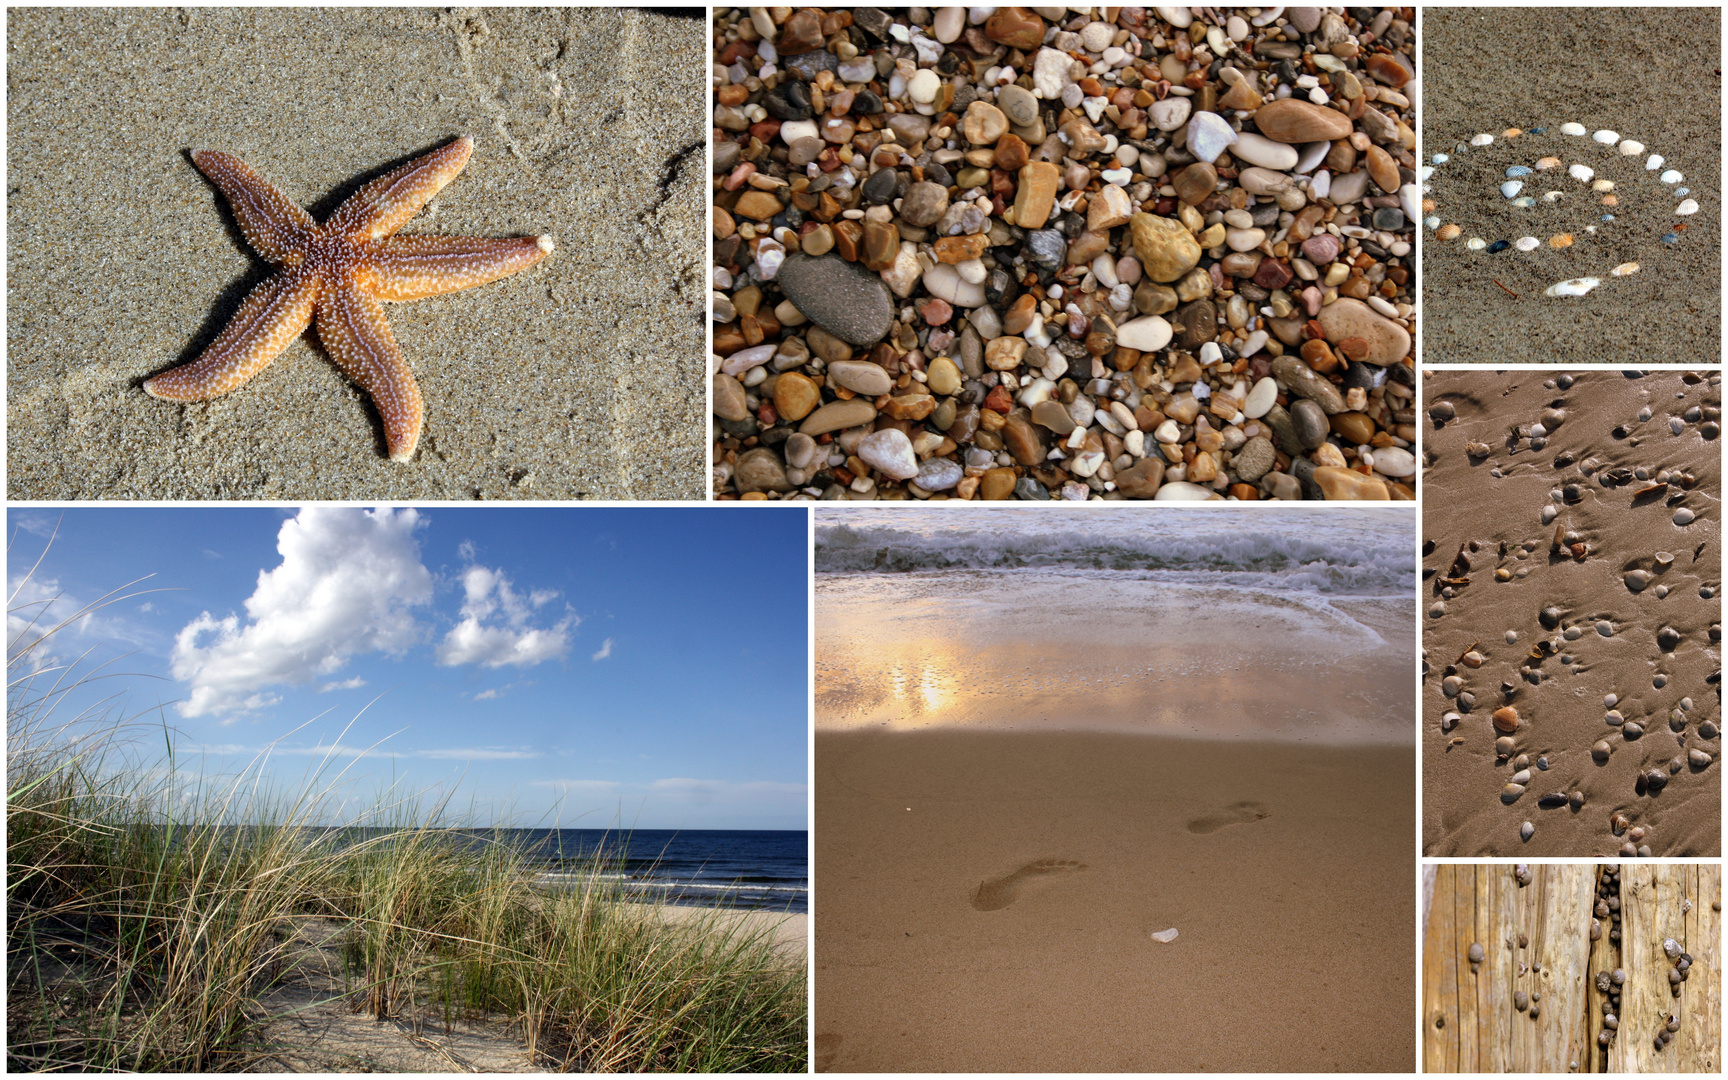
left=1420, top=123, right=1698, bottom=297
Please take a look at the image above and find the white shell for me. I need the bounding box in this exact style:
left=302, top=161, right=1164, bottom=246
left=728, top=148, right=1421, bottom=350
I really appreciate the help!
left=1559, top=122, right=1586, bottom=136
left=1675, top=200, right=1699, bottom=216
left=1568, top=164, right=1594, bottom=183
left=1470, top=133, right=1494, bottom=146
left=1466, top=237, right=1486, bottom=250
left=1660, top=169, right=1683, bottom=184
left=1545, top=277, right=1601, bottom=298
left=1611, top=262, right=1640, bottom=277
left=1646, top=154, right=1665, bottom=170
left=1419, top=165, right=1434, bottom=181
left=1150, top=927, right=1179, bottom=943
left=1592, top=129, right=1619, bottom=144
left=1592, top=179, right=1615, bottom=192
left=1618, top=140, right=1644, bottom=156
left=1514, top=237, right=1539, bottom=251
left=1432, top=153, right=1450, bottom=164
left=1542, top=191, right=1563, bottom=203
left=1501, top=180, right=1524, bottom=198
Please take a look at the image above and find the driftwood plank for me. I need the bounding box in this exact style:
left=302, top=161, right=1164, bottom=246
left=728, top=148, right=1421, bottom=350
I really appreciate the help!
left=1615, top=865, right=1721, bottom=1073
left=1422, top=863, right=1460, bottom=1072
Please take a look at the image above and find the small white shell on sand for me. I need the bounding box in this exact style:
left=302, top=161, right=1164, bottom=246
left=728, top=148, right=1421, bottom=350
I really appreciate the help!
left=1514, top=237, right=1539, bottom=251
left=1592, top=129, right=1619, bottom=144
left=1660, top=169, right=1683, bottom=184
left=1545, top=278, right=1601, bottom=298
left=1419, top=165, right=1434, bottom=181
left=1646, top=154, right=1665, bottom=170
left=1675, top=199, right=1699, bottom=216
left=1560, top=122, right=1586, bottom=136
left=1612, top=262, right=1640, bottom=277
left=1591, top=179, right=1615, bottom=192
left=1501, top=180, right=1524, bottom=198
left=1542, top=191, right=1564, bottom=203
left=1466, top=237, right=1487, bottom=250
left=1568, top=164, right=1594, bottom=183
left=1618, top=140, right=1645, bottom=156
left=1150, top=927, right=1179, bottom=943
left=1470, top=133, right=1494, bottom=146
left=1432, top=153, right=1450, bottom=164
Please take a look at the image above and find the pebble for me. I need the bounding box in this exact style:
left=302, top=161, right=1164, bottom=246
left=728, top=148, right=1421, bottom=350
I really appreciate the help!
left=711, top=7, right=1417, bottom=499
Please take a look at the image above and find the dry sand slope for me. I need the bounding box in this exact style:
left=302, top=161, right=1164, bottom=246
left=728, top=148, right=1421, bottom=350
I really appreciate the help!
left=1420, top=7, right=1721, bottom=363
left=1422, top=369, right=1721, bottom=856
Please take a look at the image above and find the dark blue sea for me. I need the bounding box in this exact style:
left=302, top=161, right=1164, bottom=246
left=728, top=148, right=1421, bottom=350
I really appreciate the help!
left=457, top=828, right=808, bottom=914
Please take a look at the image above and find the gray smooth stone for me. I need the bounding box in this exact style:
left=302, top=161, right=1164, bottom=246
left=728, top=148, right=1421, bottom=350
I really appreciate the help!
left=776, top=254, right=894, bottom=345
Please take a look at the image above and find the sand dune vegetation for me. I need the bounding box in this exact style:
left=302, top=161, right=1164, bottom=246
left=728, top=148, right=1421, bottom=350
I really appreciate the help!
left=6, top=565, right=807, bottom=1072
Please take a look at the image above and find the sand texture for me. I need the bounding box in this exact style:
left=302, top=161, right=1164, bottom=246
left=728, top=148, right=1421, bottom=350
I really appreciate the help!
left=814, top=730, right=1414, bottom=1072
left=1422, top=369, right=1721, bottom=856
left=1422, top=863, right=1720, bottom=1073
left=1421, top=8, right=1721, bottom=363
left=7, top=8, right=706, bottom=500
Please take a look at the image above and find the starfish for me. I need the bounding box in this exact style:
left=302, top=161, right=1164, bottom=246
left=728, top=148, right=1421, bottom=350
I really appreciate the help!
left=145, top=136, right=553, bottom=462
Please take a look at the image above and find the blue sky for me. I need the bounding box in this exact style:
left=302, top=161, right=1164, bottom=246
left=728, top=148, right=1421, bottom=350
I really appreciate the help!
left=7, top=507, right=809, bottom=830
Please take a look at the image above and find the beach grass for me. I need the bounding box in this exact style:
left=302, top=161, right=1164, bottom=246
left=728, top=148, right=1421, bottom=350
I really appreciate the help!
left=5, top=563, right=808, bottom=1072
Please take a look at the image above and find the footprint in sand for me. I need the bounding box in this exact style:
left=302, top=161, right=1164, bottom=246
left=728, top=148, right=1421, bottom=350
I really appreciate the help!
left=970, top=858, right=1088, bottom=911
left=1186, top=800, right=1272, bottom=834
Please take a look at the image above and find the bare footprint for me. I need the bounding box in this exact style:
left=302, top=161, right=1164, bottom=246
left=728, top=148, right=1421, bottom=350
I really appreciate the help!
left=1186, top=800, right=1272, bottom=834
left=970, top=858, right=1088, bottom=911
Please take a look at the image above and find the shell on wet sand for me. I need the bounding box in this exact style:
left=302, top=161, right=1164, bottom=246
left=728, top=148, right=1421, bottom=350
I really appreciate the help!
left=1149, top=927, right=1179, bottom=943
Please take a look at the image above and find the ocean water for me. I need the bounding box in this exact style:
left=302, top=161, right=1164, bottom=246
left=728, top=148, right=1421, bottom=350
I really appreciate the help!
left=816, top=507, right=1416, bottom=743
left=327, top=828, right=807, bottom=914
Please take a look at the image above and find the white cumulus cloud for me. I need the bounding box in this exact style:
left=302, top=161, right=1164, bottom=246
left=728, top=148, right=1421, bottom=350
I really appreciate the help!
left=169, top=508, right=433, bottom=719
left=435, top=562, right=573, bottom=668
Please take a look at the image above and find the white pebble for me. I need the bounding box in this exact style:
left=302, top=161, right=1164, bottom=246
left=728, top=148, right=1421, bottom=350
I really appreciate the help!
left=1544, top=278, right=1601, bottom=297
left=1592, top=129, right=1619, bottom=144
left=1150, top=927, right=1179, bottom=943
left=1676, top=199, right=1699, bottom=216
left=1515, top=236, right=1539, bottom=251
left=1559, top=122, right=1586, bottom=136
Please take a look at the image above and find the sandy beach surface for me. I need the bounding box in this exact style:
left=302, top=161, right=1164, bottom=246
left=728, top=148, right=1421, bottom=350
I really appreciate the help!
left=1422, top=369, right=1721, bottom=856
left=814, top=730, right=1413, bottom=1072
left=1421, top=8, right=1721, bottom=363
left=7, top=8, right=705, bottom=499
left=813, top=509, right=1415, bottom=1071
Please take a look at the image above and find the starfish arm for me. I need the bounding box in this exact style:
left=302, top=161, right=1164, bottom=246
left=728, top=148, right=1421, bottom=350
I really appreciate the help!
left=325, top=136, right=475, bottom=242
left=144, top=267, right=320, bottom=400
left=190, top=151, right=317, bottom=265
left=314, top=279, right=425, bottom=462
left=367, top=234, right=555, bottom=301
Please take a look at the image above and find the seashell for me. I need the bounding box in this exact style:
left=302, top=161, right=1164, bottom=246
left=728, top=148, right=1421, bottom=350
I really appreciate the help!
left=1618, top=140, right=1645, bottom=156
left=1462, top=651, right=1485, bottom=668
left=1590, top=919, right=1601, bottom=940
left=1149, top=927, right=1178, bottom=943
left=1441, top=711, right=1461, bottom=732
left=1593, top=740, right=1612, bottom=761
left=1668, top=968, right=1682, bottom=984
left=1559, top=122, right=1586, bottom=136
left=1598, top=1031, right=1612, bottom=1048
left=1542, top=191, right=1563, bottom=203
left=1537, top=793, right=1568, bottom=809
left=1591, top=179, right=1615, bottom=192
left=1623, top=722, right=1644, bottom=739
left=1466, top=237, right=1486, bottom=250
left=1689, top=749, right=1712, bottom=768
left=1568, top=164, right=1594, bottom=182
left=1646, top=768, right=1669, bottom=791
left=1504, top=165, right=1532, bottom=178
left=1495, top=736, right=1515, bottom=758
left=1629, top=826, right=1646, bottom=842
left=1545, top=278, right=1600, bottom=297
left=1514, top=864, right=1531, bottom=887
left=1519, top=821, right=1534, bottom=841
left=1646, top=154, right=1665, bottom=170
left=1549, top=234, right=1573, bottom=248
left=1510, top=197, right=1536, bottom=208
left=1595, top=969, right=1613, bottom=991
left=1675, top=199, right=1699, bottom=216
left=1605, top=709, right=1625, bottom=726
left=1468, top=942, right=1485, bottom=963
left=1500, top=180, right=1524, bottom=198
left=1534, top=156, right=1560, bottom=170
left=1514, top=989, right=1529, bottom=1011
left=1470, top=133, right=1494, bottom=146
left=1465, top=440, right=1491, bottom=457
left=1600, top=194, right=1618, bottom=207
left=1437, top=223, right=1461, bottom=241
left=1660, top=169, right=1683, bottom=184
left=1514, top=236, right=1539, bottom=251
left=1664, top=937, right=1682, bottom=959
left=1666, top=1014, right=1681, bottom=1033
left=1592, top=129, right=1619, bottom=144
left=1501, top=783, right=1526, bottom=802
left=1432, top=153, right=1450, bottom=165
left=1511, top=768, right=1532, bottom=785
left=1612, top=262, right=1640, bottom=277
left=1568, top=791, right=1584, bottom=810
left=1612, top=968, right=1626, bottom=985
left=1493, top=707, right=1520, bottom=733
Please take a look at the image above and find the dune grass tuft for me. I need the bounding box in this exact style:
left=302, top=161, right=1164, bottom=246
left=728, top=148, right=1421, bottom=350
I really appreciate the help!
left=6, top=558, right=807, bottom=1072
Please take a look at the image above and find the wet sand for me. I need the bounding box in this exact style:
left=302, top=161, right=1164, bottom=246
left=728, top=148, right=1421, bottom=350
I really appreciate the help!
left=1422, top=369, right=1721, bottom=856
left=814, top=729, right=1414, bottom=1073
left=7, top=8, right=705, bottom=499
left=1421, top=7, right=1721, bottom=363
